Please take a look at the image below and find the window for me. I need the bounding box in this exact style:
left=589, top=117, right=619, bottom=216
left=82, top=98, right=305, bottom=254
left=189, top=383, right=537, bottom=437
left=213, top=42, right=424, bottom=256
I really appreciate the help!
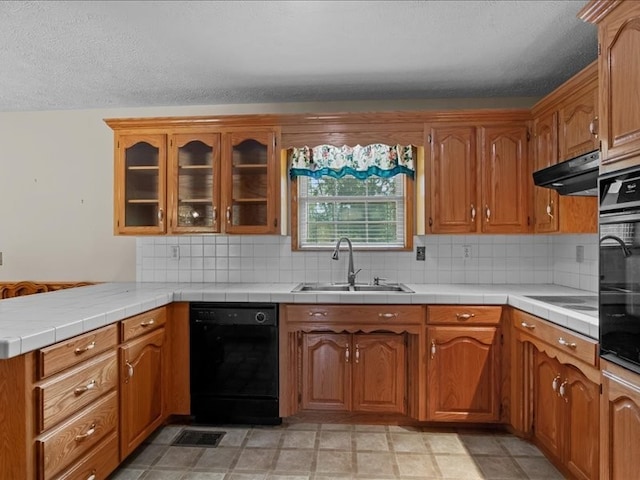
left=290, top=144, right=415, bottom=250
left=296, top=175, right=409, bottom=249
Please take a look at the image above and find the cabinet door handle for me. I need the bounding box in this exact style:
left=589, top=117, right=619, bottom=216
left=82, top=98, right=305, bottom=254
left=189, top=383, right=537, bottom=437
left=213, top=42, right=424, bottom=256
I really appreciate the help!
left=355, top=344, right=360, bottom=364
left=212, top=206, right=218, bottom=222
left=430, top=340, right=436, bottom=359
left=485, top=205, right=491, bottom=222
left=125, top=361, right=134, bottom=382
left=552, top=374, right=561, bottom=393
left=86, top=470, right=97, bottom=480
left=75, top=423, right=96, bottom=442
left=140, top=319, right=155, bottom=327
left=558, top=338, right=577, bottom=349
left=520, top=322, right=536, bottom=330
left=226, top=206, right=231, bottom=223
left=589, top=116, right=599, bottom=137
left=470, top=204, right=476, bottom=222
left=456, top=313, right=475, bottom=320
left=157, top=208, right=164, bottom=223
left=559, top=380, right=568, bottom=402
left=74, top=341, right=96, bottom=355
left=74, top=380, right=97, bottom=395
left=308, top=311, right=327, bottom=317
left=345, top=344, right=350, bottom=363
left=546, top=201, right=554, bottom=219
left=378, top=312, right=398, bottom=319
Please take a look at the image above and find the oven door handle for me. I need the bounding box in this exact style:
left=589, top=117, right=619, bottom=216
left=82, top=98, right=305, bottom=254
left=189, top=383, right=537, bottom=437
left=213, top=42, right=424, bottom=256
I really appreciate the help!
left=599, top=212, right=640, bottom=225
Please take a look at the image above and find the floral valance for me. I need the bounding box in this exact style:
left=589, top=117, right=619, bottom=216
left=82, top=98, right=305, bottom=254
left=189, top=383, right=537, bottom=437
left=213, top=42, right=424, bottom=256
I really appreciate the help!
left=289, top=144, right=415, bottom=180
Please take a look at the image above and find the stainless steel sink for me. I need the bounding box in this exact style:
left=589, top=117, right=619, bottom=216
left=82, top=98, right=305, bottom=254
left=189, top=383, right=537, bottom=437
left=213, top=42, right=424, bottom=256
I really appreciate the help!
left=291, top=283, right=413, bottom=293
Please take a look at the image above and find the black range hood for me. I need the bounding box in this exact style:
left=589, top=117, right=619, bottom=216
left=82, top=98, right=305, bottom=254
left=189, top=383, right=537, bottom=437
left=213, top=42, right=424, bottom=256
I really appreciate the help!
left=532, top=149, right=600, bottom=196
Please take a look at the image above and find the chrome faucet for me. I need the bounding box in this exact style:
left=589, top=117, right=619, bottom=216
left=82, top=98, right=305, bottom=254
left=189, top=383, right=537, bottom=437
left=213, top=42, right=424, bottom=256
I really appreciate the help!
left=332, top=237, right=361, bottom=286
left=600, top=234, right=632, bottom=257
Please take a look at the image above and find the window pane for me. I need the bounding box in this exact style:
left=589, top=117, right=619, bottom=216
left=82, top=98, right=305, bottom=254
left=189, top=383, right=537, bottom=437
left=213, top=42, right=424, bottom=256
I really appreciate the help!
left=298, top=174, right=406, bottom=249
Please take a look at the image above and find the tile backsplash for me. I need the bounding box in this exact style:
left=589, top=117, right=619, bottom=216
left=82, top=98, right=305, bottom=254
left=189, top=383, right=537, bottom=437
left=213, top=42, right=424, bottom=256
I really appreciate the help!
left=136, top=234, right=598, bottom=291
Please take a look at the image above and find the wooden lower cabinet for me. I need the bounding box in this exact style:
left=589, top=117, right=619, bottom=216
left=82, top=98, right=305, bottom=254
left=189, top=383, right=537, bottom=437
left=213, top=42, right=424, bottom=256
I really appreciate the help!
left=534, top=349, right=599, bottom=480
left=426, top=325, right=500, bottom=422
left=600, top=360, right=640, bottom=480
left=301, top=332, right=407, bottom=414
left=119, top=327, right=165, bottom=459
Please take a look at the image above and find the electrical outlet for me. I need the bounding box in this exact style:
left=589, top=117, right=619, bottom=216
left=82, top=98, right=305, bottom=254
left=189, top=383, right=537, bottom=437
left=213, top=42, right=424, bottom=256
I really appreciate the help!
left=462, top=245, right=472, bottom=260
left=170, top=245, right=180, bottom=260
left=576, top=245, right=584, bottom=263
left=416, top=246, right=425, bottom=261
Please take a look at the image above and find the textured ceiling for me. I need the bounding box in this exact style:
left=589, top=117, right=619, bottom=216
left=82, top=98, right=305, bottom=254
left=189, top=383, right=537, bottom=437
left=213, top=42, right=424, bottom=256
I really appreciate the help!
left=0, top=0, right=597, bottom=112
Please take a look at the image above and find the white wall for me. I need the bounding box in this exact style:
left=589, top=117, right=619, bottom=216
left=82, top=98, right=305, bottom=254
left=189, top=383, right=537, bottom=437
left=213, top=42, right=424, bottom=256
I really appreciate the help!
left=0, top=96, right=541, bottom=281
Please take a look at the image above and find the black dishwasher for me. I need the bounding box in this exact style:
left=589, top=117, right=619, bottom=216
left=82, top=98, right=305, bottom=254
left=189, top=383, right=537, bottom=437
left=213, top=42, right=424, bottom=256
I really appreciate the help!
left=190, top=303, right=280, bottom=425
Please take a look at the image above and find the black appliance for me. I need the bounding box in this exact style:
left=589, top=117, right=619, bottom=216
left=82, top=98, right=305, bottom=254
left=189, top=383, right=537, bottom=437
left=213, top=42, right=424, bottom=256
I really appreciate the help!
left=190, top=302, right=281, bottom=425
left=599, top=166, right=640, bottom=374
left=533, top=149, right=600, bottom=196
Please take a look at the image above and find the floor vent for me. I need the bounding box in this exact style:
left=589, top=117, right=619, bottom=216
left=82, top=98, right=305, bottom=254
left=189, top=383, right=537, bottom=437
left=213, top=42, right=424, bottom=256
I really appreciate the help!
left=171, top=429, right=225, bottom=448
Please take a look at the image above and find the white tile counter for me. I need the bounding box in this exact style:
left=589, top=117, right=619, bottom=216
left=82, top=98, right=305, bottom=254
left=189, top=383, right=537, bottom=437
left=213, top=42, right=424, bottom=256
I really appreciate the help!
left=0, top=282, right=598, bottom=359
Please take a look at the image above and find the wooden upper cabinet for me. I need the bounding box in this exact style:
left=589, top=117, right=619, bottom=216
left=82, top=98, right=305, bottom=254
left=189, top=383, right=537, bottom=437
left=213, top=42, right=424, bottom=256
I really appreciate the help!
left=533, top=112, right=560, bottom=233
left=168, top=133, right=221, bottom=234
left=558, top=84, right=599, bottom=161
left=480, top=125, right=529, bottom=233
left=114, top=134, right=167, bottom=234
left=427, top=126, right=478, bottom=233
left=221, top=129, right=279, bottom=234
left=581, top=0, right=640, bottom=172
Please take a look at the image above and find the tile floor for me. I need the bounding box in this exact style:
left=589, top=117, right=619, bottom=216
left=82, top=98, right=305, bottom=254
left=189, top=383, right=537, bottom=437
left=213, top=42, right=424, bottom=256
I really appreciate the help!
left=109, top=422, right=565, bottom=480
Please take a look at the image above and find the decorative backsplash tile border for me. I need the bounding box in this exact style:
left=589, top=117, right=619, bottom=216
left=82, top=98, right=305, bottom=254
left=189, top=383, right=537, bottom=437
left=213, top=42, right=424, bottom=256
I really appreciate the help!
left=136, top=233, right=598, bottom=292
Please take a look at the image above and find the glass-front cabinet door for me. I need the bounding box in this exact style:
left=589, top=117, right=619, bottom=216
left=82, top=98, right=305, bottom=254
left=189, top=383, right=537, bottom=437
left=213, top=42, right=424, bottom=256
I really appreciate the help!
left=115, top=134, right=167, bottom=234
left=169, top=133, right=221, bottom=233
left=222, top=130, right=279, bottom=234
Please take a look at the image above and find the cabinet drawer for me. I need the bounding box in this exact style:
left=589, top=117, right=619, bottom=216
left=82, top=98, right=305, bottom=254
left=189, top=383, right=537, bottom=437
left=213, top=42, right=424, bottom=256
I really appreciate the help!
left=39, top=324, right=118, bottom=379
left=284, top=305, right=424, bottom=324
left=52, top=432, right=119, bottom=480
left=37, top=391, right=118, bottom=480
left=427, top=306, right=502, bottom=325
left=121, top=307, right=166, bottom=342
left=36, top=351, right=118, bottom=433
left=513, top=310, right=598, bottom=366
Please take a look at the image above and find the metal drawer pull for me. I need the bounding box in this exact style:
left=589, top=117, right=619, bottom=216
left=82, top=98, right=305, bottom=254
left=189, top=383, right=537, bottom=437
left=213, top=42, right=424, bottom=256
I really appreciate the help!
left=456, top=313, right=475, bottom=320
left=140, top=319, right=155, bottom=327
left=157, top=208, right=164, bottom=223
left=470, top=204, right=476, bottom=222
left=308, top=311, right=327, bottom=317
left=485, top=205, right=491, bottom=222
left=520, top=322, right=536, bottom=330
left=212, top=206, right=217, bottom=222
left=345, top=344, right=350, bottom=363
left=74, top=380, right=97, bottom=395
left=589, top=116, right=599, bottom=137
left=226, top=206, right=231, bottom=223
left=86, top=471, right=96, bottom=480
left=559, top=380, right=568, bottom=402
left=126, top=361, right=134, bottom=382
left=75, top=423, right=96, bottom=442
left=74, top=341, right=96, bottom=355
left=431, top=340, right=436, bottom=359
left=355, top=344, right=360, bottom=364
left=546, top=201, right=554, bottom=219
left=378, top=312, right=398, bottom=319
left=558, top=338, right=577, bottom=349
left=552, top=374, right=561, bottom=393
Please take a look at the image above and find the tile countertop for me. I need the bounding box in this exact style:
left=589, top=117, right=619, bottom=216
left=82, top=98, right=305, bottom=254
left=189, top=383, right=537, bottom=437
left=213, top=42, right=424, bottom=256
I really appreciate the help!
left=0, top=282, right=599, bottom=359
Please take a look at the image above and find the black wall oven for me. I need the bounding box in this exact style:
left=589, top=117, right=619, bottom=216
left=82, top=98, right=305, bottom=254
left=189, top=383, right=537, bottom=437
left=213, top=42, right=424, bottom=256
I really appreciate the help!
left=190, top=303, right=280, bottom=425
left=599, top=166, right=640, bottom=374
